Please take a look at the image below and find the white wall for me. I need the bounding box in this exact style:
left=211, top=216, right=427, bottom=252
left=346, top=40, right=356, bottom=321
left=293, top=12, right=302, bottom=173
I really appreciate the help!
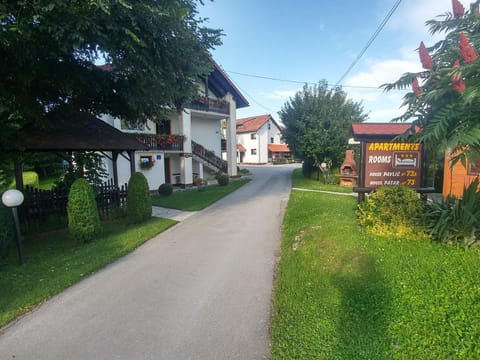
left=107, top=151, right=165, bottom=191
left=191, top=117, right=222, bottom=155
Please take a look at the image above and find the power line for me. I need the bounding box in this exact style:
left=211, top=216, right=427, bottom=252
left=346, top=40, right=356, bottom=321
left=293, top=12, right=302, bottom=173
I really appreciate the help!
left=224, top=69, right=275, bottom=113
left=225, top=70, right=400, bottom=90
left=335, top=0, right=403, bottom=86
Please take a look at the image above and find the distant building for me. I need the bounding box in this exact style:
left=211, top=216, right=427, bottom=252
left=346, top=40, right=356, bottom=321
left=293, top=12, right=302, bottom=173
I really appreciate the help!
left=236, top=114, right=290, bottom=163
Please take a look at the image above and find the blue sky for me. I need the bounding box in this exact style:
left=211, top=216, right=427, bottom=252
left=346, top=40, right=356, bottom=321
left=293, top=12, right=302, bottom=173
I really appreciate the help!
left=199, top=0, right=452, bottom=122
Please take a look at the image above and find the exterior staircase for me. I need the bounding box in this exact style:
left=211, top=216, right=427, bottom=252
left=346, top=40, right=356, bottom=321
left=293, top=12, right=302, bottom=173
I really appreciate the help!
left=191, top=140, right=228, bottom=173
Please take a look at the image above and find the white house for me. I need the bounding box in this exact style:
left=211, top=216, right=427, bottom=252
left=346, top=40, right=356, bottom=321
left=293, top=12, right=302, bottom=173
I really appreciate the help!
left=236, top=114, right=290, bottom=164
left=101, top=58, right=249, bottom=190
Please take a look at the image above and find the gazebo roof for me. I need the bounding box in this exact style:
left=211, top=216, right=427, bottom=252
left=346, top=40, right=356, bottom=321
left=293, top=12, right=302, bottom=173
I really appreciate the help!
left=11, top=111, right=148, bottom=152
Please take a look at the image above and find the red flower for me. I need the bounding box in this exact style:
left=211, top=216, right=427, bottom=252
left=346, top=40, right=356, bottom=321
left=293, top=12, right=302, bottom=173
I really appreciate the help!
left=459, top=32, right=478, bottom=63
left=451, top=59, right=466, bottom=93
left=419, top=41, right=433, bottom=69
left=452, top=0, right=465, bottom=18
left=412, top=77, right=423, bottom=96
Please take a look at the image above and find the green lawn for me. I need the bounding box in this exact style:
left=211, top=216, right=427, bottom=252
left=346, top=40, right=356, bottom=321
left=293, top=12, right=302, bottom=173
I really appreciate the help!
left=271, top=188, right=480, bottom=358
left=151, top=178, right=250, bottom=211
left=0, top=217, right=176, bottom=327
left=292, top=168, right=353, bottom=193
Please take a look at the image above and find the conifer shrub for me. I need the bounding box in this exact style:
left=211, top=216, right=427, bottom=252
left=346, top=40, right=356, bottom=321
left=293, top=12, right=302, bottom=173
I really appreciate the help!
left=67, top=178, right=101, bottom=243
left=158, top=183, right=173, bottom=196
left=0, top=204, right=14, bottom=260
left=216, top=173, right=229, bottom=186
left=127, top=172, right=152, bottom=224
left=357, top=185, right=425, bottom=239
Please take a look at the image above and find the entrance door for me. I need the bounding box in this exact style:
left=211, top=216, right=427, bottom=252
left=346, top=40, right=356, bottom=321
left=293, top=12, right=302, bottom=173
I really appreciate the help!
left=164, top=157, right=171, bottom=184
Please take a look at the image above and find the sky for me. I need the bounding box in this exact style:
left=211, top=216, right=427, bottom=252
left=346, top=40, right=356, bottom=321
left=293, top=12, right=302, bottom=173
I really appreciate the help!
left=198, top=0, right=454, bottom=122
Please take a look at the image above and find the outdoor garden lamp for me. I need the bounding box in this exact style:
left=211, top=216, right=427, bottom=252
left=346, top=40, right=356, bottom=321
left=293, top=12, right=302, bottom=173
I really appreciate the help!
left=2, top=189, right=26, bottom=264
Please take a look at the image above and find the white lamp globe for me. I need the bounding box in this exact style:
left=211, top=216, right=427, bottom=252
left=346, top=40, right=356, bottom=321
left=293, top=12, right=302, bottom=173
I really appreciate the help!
left=2, top=189, right=24, bottom=208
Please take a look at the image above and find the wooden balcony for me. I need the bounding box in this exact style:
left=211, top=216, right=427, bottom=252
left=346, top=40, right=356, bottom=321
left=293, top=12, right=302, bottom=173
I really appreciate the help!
left=134, top=134, right=184, bottom=151
left=188, top=97, right=229, bottom=115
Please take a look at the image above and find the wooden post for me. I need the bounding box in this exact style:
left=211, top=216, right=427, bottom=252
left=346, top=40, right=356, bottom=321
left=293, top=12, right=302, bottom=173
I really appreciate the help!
left=129, top=150, right=136, bottom=176
left=112, top=151, right=119, bottom=188
left=14, top=159, right=24, bottom=192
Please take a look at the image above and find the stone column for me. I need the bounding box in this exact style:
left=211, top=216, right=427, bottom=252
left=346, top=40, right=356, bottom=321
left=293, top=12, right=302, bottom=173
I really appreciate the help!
left=225, top=93, right=238, bottom=177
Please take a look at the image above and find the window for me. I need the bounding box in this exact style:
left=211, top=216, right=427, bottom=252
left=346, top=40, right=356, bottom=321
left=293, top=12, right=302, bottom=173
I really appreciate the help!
left=251, top=149, right=257, bottom=155
left=270, top=137, right=274, bottom=143
left=268, top=122, right=271, bottom=130
left=251, top=133, right=257, bottom=140
left=468, top=153, right=480, bottom=175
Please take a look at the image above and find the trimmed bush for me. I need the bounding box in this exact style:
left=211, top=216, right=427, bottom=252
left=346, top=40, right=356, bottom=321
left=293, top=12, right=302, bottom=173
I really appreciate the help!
left=0, top=204, right=14, bottom=260
left=158, top=183, right=173, bottom=196
left=357, top=185, right=425, bottom=239
left=216, top=173, right=229, bottom=186
left=67, top=178, right=101, bottom=243
left=127, top=172, right=152, bottom=223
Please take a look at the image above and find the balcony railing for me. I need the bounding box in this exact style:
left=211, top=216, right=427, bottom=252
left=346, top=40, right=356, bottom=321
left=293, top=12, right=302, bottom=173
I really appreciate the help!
left=134, top=133, right=184, bottom=151
left=188, top=97, right=229, bottom=115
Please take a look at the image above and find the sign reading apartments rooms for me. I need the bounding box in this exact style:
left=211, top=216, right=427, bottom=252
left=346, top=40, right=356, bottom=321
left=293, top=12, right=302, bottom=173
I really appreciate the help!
left=365, top=142, right=422, bottom=188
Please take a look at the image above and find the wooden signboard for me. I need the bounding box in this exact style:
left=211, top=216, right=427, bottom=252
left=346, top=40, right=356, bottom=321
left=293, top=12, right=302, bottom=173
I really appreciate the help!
left=364, top=142, right=422, bottom=188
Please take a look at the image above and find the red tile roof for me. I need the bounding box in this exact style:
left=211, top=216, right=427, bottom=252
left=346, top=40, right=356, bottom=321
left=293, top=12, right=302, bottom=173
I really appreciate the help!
left=351, top=123, right=416, bottom=141
left=236, top=114, right=272, bottom=133
left=268, top=144, right=290, bottom=152
left=237, top=143, right=246, bottom=152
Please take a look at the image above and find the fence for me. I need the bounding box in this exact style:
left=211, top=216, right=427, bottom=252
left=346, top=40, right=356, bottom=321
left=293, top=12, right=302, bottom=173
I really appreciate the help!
left=20, top=179, right=128, bottom=225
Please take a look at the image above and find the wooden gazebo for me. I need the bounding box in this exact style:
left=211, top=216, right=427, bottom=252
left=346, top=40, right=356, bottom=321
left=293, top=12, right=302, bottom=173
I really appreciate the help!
left=7, top=111, right=148, bottom=190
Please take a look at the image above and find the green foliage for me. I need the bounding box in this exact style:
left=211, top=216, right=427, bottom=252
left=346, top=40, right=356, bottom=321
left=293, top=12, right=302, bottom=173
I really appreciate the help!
left=0, top=204, right=14, bottom=260
left=384, top=2, right=480, bottom=164
left=0, top=1, right=222, bottom=150
left=127, top=172, right=152, bottom=224
left=216, top=173, right=229, bottom=186
left=272, top=158, right=288, bottom=165
left=158, top=183, right=173, bottom=197
left=67, top=178, right=101, bottom=243
left=279, top=81, right=367, bottom=167
left=419, top=179, right=480, bottom=246
left=357, top=186, right=425, bottom=239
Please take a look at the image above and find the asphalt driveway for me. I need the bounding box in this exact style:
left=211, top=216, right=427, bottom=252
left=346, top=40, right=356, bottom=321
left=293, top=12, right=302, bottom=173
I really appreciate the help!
left=0, top=164, right=297, bottom=360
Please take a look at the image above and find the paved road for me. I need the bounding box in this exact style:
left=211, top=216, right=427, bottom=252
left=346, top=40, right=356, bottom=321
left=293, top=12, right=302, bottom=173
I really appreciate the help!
left=0, top=164, right=297, bottom=360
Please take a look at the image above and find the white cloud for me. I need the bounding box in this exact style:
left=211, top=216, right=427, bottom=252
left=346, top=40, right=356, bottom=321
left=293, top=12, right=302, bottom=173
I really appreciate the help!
left=342, top=0, right=453, bottom=124
left=262, top=88, right=300, bottom=100
left=388, top=0, right=452, bottom=41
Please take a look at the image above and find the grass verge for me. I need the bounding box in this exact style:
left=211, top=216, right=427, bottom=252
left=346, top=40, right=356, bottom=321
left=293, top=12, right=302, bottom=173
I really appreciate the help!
left=292, top=168, right=353, bottom=193
left=270, top=189, right=480, bottom=359
left=151, top=178, right=250, bottom=211
left=0, top=217, right=176, bottom=328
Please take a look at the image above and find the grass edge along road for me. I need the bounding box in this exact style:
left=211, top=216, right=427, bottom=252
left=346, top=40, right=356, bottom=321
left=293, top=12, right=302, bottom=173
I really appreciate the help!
left=151, top=178, right=250, bottom=211
left=0, top=218, right=176, bottom=328
left=270, top=185, right=480, bottom=358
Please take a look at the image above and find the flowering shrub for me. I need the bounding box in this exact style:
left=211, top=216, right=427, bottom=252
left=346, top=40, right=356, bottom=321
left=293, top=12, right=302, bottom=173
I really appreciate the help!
left=384, top=0, right=480, bottom=166
left=156, top=134, right=184, bottom=147
left=357, top=186, right=426, bottom=240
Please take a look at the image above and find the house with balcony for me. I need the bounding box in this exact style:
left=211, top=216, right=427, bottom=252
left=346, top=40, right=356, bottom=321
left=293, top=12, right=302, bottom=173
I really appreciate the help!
left=101, top=58, right=249, bottom=190
left=236, top=114, right=290, bottom=164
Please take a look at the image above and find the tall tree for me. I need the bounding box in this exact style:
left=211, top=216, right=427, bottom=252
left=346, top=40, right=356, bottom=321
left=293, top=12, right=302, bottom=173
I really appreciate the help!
left=383, top=0, right=480, bottom=165
left=279, top=81, right=367, bottom=169
left=0, top=0, right=222, bottom=147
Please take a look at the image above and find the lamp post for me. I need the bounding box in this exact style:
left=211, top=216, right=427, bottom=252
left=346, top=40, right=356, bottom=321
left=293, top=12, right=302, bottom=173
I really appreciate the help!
left=320, top=162, right=328, bottom=184
left=2, top=189, right=25, bottom=264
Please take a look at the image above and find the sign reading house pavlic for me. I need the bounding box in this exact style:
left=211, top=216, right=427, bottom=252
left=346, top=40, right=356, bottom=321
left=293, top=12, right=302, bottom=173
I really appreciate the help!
left=365, top=142, right=422, bottom=188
